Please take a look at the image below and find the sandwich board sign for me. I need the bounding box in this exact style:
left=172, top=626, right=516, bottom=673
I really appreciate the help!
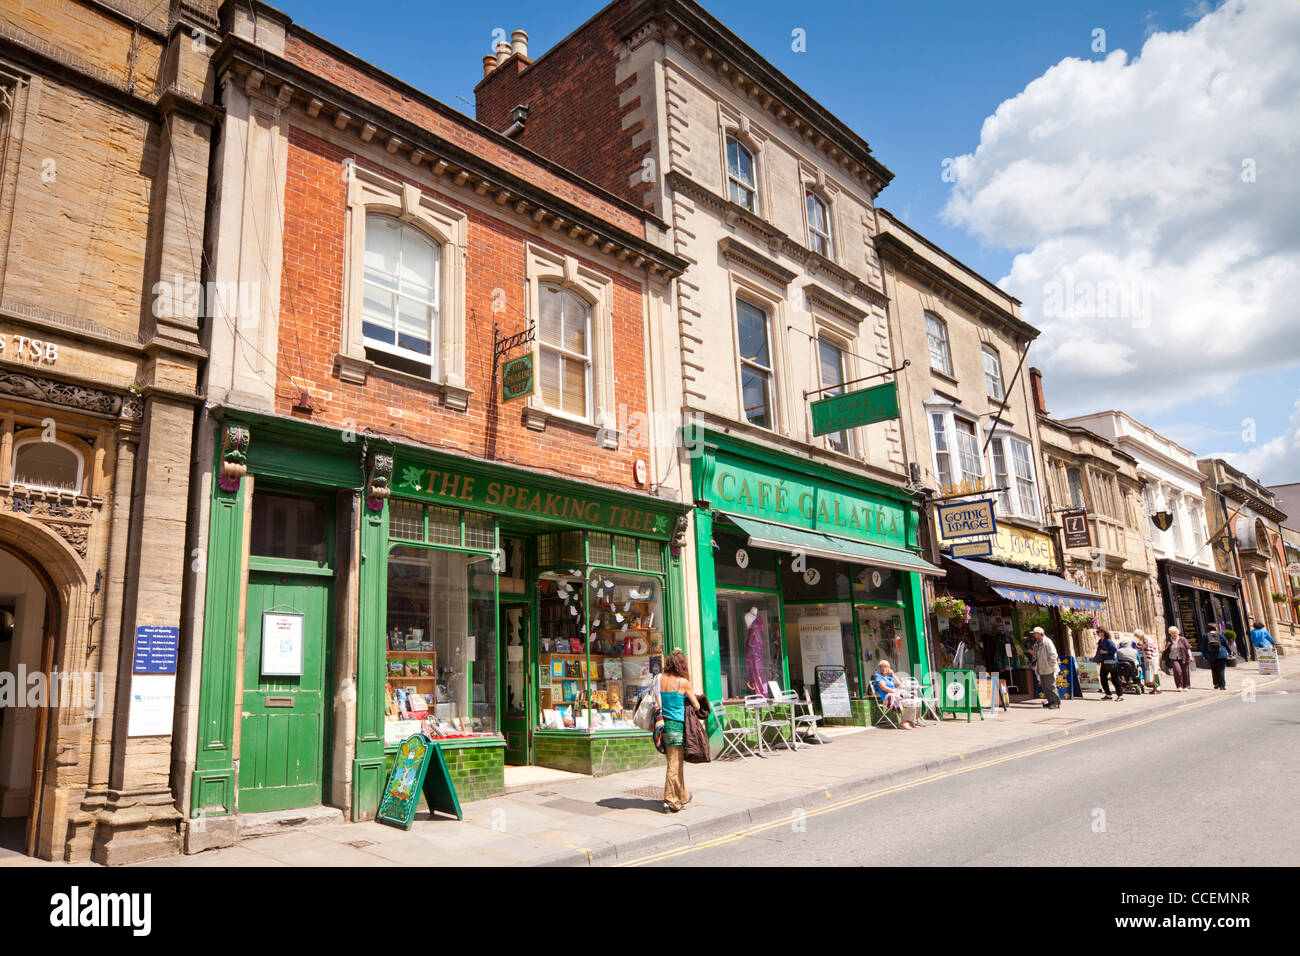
left=377, top=734, right=463, bottom=828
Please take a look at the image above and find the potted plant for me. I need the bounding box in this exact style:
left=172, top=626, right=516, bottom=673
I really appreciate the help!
left=930, top=594, right=971, bottom=624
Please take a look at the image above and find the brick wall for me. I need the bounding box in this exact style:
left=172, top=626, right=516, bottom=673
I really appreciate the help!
left=284, top=32, right=642, bottom=232
left=277, top=126, right=650, bottom=491
left=474, top=0, right=652, bottom=210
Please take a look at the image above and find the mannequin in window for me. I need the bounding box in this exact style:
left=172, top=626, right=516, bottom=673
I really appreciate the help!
left=744, top=606, right=768, bottom=695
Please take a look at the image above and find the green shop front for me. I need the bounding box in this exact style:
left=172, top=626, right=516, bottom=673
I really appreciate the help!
left=190, top=416, right=684, bottom=830
left=689, top=429, right=942, bottom=725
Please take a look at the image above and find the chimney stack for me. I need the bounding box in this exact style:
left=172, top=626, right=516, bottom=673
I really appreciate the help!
left=511, top=29, right=529, bottom=58
left=482, top=55, right=497, bottom=78
left=1029, top=367, right=1048, bottom=416
left=495, top=41, right=511, bottom=66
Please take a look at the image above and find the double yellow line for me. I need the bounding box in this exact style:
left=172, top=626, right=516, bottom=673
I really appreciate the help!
left=617, top=683, right=1279, bottom=866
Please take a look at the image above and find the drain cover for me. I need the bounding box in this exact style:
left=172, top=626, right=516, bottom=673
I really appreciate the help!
left=623, top=786, right=665, bottom=800
left=534, top=791, right=558, bottom=797
left=346, top=839, right=375, bottom=849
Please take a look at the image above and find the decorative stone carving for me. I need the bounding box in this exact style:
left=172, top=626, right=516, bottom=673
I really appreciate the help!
left=218, top=423, right=251, bottom=492
left=0, top=369, right=136, bottom=417
left=46, top=521, right=89, bottom=558
left=365, top=450, right=393, bottom=513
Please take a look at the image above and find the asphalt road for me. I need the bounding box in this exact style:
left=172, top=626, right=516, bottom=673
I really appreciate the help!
left=644, top=677, right=1300, bottom=866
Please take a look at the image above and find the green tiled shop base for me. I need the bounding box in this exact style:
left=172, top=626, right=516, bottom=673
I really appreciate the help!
left=383, top=738, right=506, bottom=805
left=822, top=698, right=873, bottom=727
left=533, top=731, right=660, bottom=776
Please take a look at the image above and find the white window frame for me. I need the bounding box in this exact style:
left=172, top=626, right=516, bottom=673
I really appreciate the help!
left=736, top=294, right=778, bottom=432
left=1007, top=435, right=1041, bottom=520
left=804, top=189, right=834, bottom=260
left=927, top=405, right=985, bottom=492
left=340, top=164, right=468, bottom=406
left=925, top=312, right=953, bottom=377
left=982, top=344, right=1004, bottom=401
left=725, top=135, right=759, bottom=214
left=360, top=213, right=441, bottom=372
left=522, top=244, right=617, bottom=444
left=816, top=333, right=853, bottom=456
left=12, top=435, right=85, bottom=494
left=536, top=282, right=593, bottom=423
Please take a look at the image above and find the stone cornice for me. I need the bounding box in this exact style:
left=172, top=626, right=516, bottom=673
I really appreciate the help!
left=0, top=301, right=208, bottom=363
left=1218, top=481, right=1287, bottom=524
left=875, top=230, right=1038, bottom=343
left=717, top=236, right=796, bottom=287
left=802, top=281, right=868, bottom=324
left=214, top=37, right=687, bottom=281
left=615, top=0, right=894, bottom=195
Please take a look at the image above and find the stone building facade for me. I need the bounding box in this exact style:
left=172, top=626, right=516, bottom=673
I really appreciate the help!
left=473, top=0, right=944, bottom=708
left=1199, top=459, right=1296, bottom=653
left=0, top=0, right=219, bottom=862
left=1033, top=372, right=1162, bottom=650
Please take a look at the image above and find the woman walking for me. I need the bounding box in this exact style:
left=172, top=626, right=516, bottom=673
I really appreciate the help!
left=658, top=650, right=701, bottom=813
left=1164, top=625, right=1193, bottom=691
left=1095, top=626, right=1124, bottom=700
left=1135, top=629, right=1161, bottom=694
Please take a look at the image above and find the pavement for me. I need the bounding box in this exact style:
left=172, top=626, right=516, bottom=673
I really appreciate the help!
left=0, top=657, right=1285, bottom=867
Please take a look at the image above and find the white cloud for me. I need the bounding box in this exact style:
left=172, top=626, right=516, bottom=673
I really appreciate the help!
left=943, top=0, right=1300, bottom=420
left=1214, top=389, right=1300, bottom=484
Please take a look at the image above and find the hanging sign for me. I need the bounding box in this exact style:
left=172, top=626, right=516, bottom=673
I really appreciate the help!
left=810, top=381, right=900, bottom=436
left=936, top=499, right=997, bottom=540
left=501, top=354, right=535, bottom=402
left=1062, top=509, right=1092, bottom=549
left=377, top=733, right=463, bottom=829
left=950, top=537, right=993, bottom=559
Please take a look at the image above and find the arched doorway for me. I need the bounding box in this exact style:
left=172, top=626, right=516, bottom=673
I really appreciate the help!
left=0, top=544, right=58, bottom=858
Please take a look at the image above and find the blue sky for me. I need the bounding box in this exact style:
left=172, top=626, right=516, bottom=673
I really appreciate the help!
left=269, top=0, right=1300, bottom=482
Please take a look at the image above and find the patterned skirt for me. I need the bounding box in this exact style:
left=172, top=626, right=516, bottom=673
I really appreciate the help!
left=661, top=718, right=684, bottom=747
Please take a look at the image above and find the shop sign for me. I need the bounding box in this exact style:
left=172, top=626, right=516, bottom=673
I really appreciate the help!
left=936, top=499, right=997, bottom=540
left=394, top=457, right=675, bottom=539
left=950, top=537, right=992, bottom=559
left=1168, top=571, right=1236, bottom=596
left=376, top=734, right=463, bottom=829
left=988, top=525, right=1056, bottom=570
left=1259, top=646, right=1279, bottom=676
left=501, top=354, right=534, bottom=402
left=1074, top=658, right=1101, bottom=694
left=814, top=665, right=851, bottom=718
left=1286, top=562, right=1300, bottom=575
left=810, top=381, right=900, bottom=436
left=1062, top=509, right=1091, bottom=549
left=709, top=460, right=907, bottom=547
left=0, top=331, right=60, bottom=365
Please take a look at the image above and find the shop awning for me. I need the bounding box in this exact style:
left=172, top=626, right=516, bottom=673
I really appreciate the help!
left=724, top=514, right=945, bottom=577
left=949, top=558, right=1105, bottom=611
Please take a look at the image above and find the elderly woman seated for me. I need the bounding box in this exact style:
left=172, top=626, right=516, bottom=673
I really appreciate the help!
left=872, top=659, right=925, bottom=729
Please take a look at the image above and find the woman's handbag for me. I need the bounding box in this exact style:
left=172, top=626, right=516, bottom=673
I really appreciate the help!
left=632, top=679, right=658, bottom=731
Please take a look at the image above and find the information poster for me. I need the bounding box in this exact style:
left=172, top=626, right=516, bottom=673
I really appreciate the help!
left=798, top=615, right=845, bottom=687
left=261, top=612, right=305, bottom=677
left=1258, top=646, right=1279, bottom=676
left=127, top=674, right=177, bottom=737
left=1075, top=657, right=1101, bottom=694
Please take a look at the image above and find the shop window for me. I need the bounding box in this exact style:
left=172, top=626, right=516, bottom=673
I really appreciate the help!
left=781, top=558, right=853, bottom=602
left=805, top=189, right=833, bottom=259
left=537, top=570, right=661, bottom=731
left=362, top=214, right=439, bottom=377
left=714, top=531, right=779, bottom=590
left=858, top=606, right=909, bottom=683
left=737, top=297, right=776, bottom=429
left=12, top=437, right=83, bottom=493
left=726, top=136, right=758, bottom=213
left=464, top=511, right=495, bottom=550
left=640, top=545, right=663, bottom=572
left=538, top=283, right=592, bottom=420
left=818, top=336, right=852, bottom=454
left=982, top=345, right=1004, bottom=401
left=786, top=602, right=856, bottom=697
left=852, top=566, right=902, bottom=604
left=717, top=590, right=782, bottom=700
left=425, top=505, right=461, bottom=546
left=588, top=532, right=614, bottom=565
left=388, top=501, right=496, bottom=551
left=385, top=545, right=497, bottom=740
left=249, top=492, right=328, bottom=562
left=925, top=313, right=953, bottom=376
left=389, top=499, right=425, bottom=542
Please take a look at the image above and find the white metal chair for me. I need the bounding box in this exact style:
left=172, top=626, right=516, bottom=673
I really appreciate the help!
left=791, top=689, right=826, bottom=744
left=714, top=700, right=758, bottom=760
left=744, top=693, right=783, bottom=755
left=900, top=674, right=940, bottom=725
left=866, top=677, right=902, bottom=730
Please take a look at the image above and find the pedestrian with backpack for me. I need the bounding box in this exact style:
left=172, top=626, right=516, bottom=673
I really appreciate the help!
left=1205, top=624, right=1231, bottom=690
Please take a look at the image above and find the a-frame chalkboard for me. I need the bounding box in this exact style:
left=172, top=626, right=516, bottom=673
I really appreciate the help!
left=376, top=734, right=464, bottom=829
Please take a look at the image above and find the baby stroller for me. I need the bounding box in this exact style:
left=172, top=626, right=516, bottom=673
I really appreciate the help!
left=1115, top=650, right=1145, bottom=695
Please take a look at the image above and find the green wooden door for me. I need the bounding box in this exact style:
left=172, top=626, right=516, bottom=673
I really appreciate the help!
left=239, top=571, right=332, bottom=813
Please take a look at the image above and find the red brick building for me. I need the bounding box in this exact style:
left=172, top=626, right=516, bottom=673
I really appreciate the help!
left=176, top=0, right=688, bottom=854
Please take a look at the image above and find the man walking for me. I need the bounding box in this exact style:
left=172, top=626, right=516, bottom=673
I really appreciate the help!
left=1205, top=624, right=1232, bottom=690
left=1029, top=626, right=1061, bottom=709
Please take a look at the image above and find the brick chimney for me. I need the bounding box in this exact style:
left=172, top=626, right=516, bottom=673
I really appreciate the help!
left=1030, top=366, right=1048, bottom=416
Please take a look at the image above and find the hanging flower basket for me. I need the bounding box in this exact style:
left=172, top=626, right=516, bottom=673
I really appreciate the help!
left=1060, top=608, right=1098, bottom=633
left=931, top=594, right=971, bottom=624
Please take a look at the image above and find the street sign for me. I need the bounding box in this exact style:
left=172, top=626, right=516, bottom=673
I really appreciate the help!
left=810, top=381, right=899, bottom=436
left=935, top=498, right=997, bottom=540
left=501, top=354, right=534, bottom=402
left=1062, top=508, right=1091, bottom=548
left=950, top=537, right=993, bottom=559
